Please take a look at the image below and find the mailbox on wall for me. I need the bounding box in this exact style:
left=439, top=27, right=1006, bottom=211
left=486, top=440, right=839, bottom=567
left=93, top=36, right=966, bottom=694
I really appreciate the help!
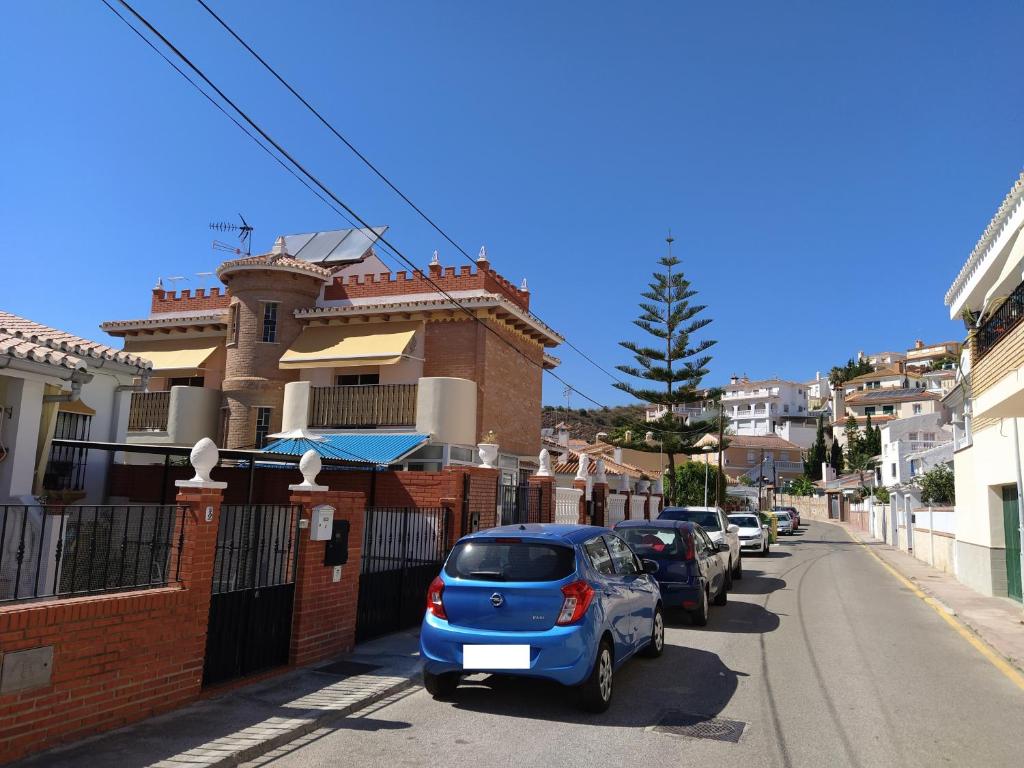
left=323, top=519, right=350, bottom=566
left=311, top=505, right=334, bottom=541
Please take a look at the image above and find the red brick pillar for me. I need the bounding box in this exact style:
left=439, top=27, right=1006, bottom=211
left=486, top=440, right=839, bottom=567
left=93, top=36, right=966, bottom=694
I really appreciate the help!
left=173, top=477, right=226, bottom=690
left=288, top=488, right=366, bottom=665
left=573, top=478, right=588, bottom=524
left=528, top=475, right=555, bottom=523
left=591, top=483, right=608, bottom=528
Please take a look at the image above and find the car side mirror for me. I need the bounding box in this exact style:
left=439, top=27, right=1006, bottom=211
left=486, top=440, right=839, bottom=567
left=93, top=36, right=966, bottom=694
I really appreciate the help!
left=716, top=541, right=730, bottom=552
left=727, top=524, right=739, bottom=533
left=642, top=558, right=659, bottom=574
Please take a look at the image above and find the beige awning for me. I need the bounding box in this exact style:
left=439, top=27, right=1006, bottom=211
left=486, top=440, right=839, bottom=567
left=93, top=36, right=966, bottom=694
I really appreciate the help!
left=280, top=323, right=418, bottom=370
left=59, top=399, right=96, bottom=416
left=124, top=338, right=219, bottom=373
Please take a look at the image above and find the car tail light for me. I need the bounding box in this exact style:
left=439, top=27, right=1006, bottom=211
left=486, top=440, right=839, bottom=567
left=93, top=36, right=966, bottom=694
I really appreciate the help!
left=684, top=533, right=695, bottom=561
left=426, top=575, right=447, bottom=620
left=556, top=580, right=595, bottom=625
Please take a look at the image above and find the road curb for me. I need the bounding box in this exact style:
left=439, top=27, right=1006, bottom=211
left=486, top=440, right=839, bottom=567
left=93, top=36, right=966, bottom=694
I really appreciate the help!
left=207, top=675, right=419, bottom=768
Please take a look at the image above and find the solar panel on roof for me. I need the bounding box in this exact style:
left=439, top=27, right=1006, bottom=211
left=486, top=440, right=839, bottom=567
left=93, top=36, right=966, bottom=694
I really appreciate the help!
left=281, top=226, right=387, bottom=265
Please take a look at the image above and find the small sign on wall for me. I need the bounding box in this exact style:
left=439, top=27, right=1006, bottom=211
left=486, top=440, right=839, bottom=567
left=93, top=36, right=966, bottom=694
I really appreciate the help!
left=311, top=505, right=334, bottom=541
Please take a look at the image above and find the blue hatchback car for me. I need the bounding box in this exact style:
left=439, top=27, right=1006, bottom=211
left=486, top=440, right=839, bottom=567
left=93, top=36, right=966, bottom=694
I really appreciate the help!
left=420, top=524, right=664, bottom=712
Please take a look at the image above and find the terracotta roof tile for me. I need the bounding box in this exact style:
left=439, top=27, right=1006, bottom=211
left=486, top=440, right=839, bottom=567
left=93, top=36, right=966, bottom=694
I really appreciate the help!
left=0, top=311, right=151, bottom=371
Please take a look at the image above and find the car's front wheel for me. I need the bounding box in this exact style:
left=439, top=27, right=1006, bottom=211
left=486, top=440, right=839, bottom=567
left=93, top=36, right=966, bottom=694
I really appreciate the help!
left=642, top=606, right=665, bottom=658
left=423, top=670, right=459, bottom=699
left=579, top=639, right=614, bottom=712
left=763, top=539, right=770, bottom=556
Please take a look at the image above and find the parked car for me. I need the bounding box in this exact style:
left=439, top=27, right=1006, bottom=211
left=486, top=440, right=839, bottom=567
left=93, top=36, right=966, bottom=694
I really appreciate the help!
left=775, top=510, right=794, bottom=535
left=728, top=512, right=770, bottom=556
left=420, top=524, right=664, bottom=712
left=613, top=519, right=729, bottom=625
left=774, top=505, right=800, bottom=530
left=658, top=506, right=743, bottom=583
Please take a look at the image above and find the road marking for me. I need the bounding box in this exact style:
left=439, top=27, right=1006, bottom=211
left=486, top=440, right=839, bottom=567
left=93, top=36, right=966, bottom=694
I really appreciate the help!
left=841, top=525, right=1024, bottom=693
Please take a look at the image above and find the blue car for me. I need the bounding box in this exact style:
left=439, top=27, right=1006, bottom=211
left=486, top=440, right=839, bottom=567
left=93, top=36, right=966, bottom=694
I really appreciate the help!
left=420, top=524, right=664, bottom=712
left=613, top=519, right=729, bottom=626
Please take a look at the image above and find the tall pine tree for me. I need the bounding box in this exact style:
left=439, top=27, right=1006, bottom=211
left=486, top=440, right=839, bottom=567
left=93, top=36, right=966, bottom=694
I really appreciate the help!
left=804, top=415, right=827, bottom=480
left=610, top=234, right=722, bottom=503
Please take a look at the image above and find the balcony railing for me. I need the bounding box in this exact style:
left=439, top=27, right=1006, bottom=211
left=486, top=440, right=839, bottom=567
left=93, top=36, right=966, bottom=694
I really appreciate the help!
left=977, top=280, right=1024, bottom=360
left=733, top=409, right=769, bottom=419
left=309, top=384, right=417, bottom=428
left=128, top=391, right=170, bottom=431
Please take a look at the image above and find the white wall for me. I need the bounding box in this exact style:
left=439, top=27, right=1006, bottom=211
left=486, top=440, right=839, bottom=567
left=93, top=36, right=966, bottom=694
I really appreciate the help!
left=0, top=375, right=46, bottom=502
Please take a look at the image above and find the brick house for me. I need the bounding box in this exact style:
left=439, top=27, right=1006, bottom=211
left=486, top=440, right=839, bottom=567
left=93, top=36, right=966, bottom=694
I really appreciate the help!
left=101, top=229, right=563, bottom=475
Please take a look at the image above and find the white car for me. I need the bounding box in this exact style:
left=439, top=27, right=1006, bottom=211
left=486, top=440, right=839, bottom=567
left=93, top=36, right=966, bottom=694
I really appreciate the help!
left=728, top=512, right=769, bottom=556
left=659, top=506, right=743, bottom=583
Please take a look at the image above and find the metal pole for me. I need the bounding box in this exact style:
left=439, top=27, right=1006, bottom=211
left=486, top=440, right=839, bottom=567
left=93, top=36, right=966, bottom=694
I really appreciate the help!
left=703, top=452, right=709, bottom=508
left=1012, top=417, right=1024, bottom=606
left=716, top=402, right=724, bottom=508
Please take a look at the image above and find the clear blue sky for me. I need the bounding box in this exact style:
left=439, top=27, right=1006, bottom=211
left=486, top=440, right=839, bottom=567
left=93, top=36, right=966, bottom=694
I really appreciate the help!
left=2, top=1, right=1022, bottom=407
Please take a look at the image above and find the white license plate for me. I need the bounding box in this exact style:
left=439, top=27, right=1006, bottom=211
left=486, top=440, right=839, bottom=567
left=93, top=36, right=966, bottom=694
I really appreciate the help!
left=462, top=644, right=531, bottom=670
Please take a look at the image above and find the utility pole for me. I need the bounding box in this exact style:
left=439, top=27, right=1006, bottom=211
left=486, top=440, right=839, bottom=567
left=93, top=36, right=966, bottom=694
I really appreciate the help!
left=758, top=448, right=765, bottom=511
left=716, top=401, right=725, bottom=508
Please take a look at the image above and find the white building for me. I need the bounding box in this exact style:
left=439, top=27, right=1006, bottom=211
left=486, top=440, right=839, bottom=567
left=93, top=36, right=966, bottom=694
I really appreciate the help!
left=878, top=413, right=953, bottom=489
left=0, top=311, right=151, bottom=504
left=722, top=376, right=809, bottom=436
left=944, top=170, right=1024, bottom=601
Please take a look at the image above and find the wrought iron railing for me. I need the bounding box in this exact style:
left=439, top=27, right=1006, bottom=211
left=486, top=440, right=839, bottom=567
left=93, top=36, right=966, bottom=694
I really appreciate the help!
left=128, top=391, right=171, bottom=431
left=0, top=504, right=185, bottom=603
left=977, top=280, right=1024, bottom=360
left=308, top=384, right=417, bottom=428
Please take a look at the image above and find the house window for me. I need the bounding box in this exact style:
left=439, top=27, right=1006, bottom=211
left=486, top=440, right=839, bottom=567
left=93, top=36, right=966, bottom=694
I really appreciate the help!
left=228, top=303, right=240, bottom=346
left=908, top=432, right=918, bottom=441
left=784, top=404, right=790, bottom=413
left=254, top=406, right=273, bottom=448
left=169, top=376, right=204, bottom=388
left=746, top=450, right=756, bottom=464
left=923, top=432, right=935, bottom=441
left=865, top=406, right=876, bottom=415
left=883, top=405, right=894, bottom=415
left=44, top=412, right=93, bottom=492
left=912, top=404, right=922, bottom=414
left=261, top=302, right=279, bottom=343
left=337, top=373, right=380, bottom=386
left=891, top=463, right=896, bottom=478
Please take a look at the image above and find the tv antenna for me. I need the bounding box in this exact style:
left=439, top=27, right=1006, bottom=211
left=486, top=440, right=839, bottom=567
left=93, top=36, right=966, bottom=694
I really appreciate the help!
left=210, top=214, right=253, bottom=256
left=164, top=276, right=187, bottom=291
left=195, top=271, right=215, bottom=290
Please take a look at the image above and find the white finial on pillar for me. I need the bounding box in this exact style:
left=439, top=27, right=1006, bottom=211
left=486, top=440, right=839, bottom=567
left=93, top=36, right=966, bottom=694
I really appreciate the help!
left=520, top=278, right=528, bottom=291
left=575, top=453, right=590, bottom=481
left=289, top=448, right=328, bottom=491
left=430, top=250, right=439, bottom=266
left=271, top=236, right=289, bottom=257
left=154, top=277, right=164, bottom=290
left=536, top=448, right=552, bottom=477
left=595, top=459, right=607, bottom=484
left=477, top=245, right=488, bottom=262
left=175, top=437, right=228, bottom=489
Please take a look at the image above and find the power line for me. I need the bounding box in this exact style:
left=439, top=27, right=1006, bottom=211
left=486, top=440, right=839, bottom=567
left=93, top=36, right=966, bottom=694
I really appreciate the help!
left=192, top=0, right=627, bottom=388
left=106, top=0, right=609, bottom=409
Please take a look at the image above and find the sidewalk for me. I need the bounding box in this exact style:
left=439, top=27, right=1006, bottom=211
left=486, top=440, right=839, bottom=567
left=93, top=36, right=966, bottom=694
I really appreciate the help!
left=832, top=520, right=1024, bottom=674
left=12, top=631, right=423, bottom=768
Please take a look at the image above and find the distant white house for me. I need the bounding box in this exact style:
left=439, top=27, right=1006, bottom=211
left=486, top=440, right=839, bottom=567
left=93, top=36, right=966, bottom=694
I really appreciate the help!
left=877, top=413, right=953, bottom=490
left=0, top=311, right=151, bottom=504
left=722, top=376, right=809, bottom=436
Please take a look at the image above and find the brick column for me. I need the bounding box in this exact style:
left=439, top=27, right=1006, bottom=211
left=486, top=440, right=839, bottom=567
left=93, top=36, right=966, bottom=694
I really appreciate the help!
left=528, top=475, right=555, bottom=523
left=573, top=478, right=588, bottom=524
left=288, top=487, right=366, bottom=665
left=173, top=474, right=227, bottom=690
left=591, top=482, right=608, bottom=528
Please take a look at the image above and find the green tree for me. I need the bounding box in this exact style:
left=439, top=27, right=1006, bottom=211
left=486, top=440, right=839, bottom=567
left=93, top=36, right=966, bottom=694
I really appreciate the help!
left=790, top=476, right=816, bottom=497
left=829, top=439, right=845, bottom=474
left=670, top=461, right=728, bottom=506
left=828, top=357, right=875, bottom=387
left=608, top=236, right=722, bottom=502
left=874, top=485, right=891, bottom=503
left=919, top=464, right=955, bottom=505
left=804, top=415, right=827, bottom=480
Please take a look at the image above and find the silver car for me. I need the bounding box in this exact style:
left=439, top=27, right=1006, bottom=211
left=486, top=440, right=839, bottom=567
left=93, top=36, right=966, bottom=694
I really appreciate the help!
left=775, top=510, right=794, bottom=535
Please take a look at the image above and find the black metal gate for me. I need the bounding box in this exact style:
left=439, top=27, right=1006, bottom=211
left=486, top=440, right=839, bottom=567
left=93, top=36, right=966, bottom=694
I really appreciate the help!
left=356, top=506, right=449, bottom=643
left=498, top=483, right=542, bottom=526
left=203, top=504, right=299, bottom=686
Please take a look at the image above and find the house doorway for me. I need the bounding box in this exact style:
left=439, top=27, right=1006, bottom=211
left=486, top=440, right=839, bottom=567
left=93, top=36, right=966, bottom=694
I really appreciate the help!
left=1003, top=485, right=1022, bottom=603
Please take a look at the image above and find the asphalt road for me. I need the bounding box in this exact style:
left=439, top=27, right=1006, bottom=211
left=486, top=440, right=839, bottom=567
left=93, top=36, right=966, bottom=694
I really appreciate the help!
left=247, top=521, right=1024, bottom=768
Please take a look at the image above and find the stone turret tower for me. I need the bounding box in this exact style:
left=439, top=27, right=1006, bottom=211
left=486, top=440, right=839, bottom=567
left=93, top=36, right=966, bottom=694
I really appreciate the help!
left=216, top=238, right=330, bottom=449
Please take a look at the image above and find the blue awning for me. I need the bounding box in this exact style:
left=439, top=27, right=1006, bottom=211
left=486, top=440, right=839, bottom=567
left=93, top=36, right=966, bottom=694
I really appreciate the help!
left=261, top=433, right=430, bottom=466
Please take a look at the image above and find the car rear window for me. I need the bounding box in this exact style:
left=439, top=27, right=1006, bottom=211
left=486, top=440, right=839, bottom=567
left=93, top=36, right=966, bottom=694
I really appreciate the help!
left=444, top=540, right=576, bottom=582
left=617, top=527, right=682, bottom=559
left=777, top=512, right=791, bottom=520
left=661, top=509, right=721, bottom=531
left=730, top=516, right=759, bottom=528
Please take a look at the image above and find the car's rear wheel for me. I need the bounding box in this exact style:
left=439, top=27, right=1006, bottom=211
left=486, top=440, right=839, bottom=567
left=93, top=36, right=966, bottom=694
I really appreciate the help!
left=690, top=587, right=710, bottom=626
left=724, top=562, right=733, bottom=591
left=423, top=670, right=459, bottom=699
left=642, top=606, right=665, bottom=658
left=733, top=554, right=743, bottom=580
left=579, top=639, right=614, bottom=712
left=763, top=540, right=770, bottom=556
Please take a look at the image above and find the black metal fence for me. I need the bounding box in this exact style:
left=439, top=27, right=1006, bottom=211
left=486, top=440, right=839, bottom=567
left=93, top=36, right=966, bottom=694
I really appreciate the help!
left=0, top=504, right=185, bottom=603
left=977, top=280, right=1024, bottom=359
left=357, top=506, right=449, bottom=642
left=211, top=504, right=299, bottom=594
left=499, top=483, right=542, bottom=526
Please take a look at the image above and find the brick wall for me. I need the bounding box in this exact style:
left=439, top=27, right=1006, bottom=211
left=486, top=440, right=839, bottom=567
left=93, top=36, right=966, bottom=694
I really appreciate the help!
left=0, top=487, right=221, bottom=764
left=480, top=321, right=543, bottom=457
left=288, top=490, right=365, bottom=666
left=323, top=261, right=530, bottom=311
left=151, top=287, right=231, bottom=314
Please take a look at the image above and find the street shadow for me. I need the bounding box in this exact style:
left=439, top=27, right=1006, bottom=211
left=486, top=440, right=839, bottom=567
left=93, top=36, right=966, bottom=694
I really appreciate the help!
left=729, top=572, right=787, bottom=596
left=759, top=549, right=792, bottom=558
left=444, top=644, right=746, bottom=726
left=706, top=598, right=781, bottom=633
